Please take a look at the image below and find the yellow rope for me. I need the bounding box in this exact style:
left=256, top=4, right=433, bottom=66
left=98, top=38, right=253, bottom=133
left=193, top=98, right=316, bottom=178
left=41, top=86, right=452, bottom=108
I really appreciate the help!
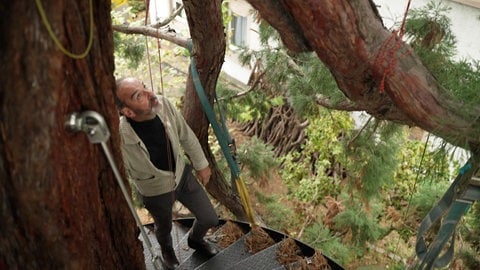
left=35, top=0, right=94, bottom=59
left=235, top=176, right=256, bottom=226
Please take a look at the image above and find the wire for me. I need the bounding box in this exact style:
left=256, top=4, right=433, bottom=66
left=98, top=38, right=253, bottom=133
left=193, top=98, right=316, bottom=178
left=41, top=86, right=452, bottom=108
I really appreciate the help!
left=392, top=133, right=431, bottom=263
left=35, top=0, right=94, bottom=59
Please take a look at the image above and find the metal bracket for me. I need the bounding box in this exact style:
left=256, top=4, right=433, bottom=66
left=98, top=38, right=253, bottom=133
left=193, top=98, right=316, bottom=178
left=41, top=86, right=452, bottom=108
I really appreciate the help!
left=65, top=111, right=110, bottom=144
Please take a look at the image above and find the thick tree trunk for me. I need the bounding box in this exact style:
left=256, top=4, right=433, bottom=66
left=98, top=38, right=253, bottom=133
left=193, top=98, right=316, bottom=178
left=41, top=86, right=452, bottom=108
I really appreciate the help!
left=0, top=1, right=144, bottom=269
left=247, top=0, right=480, bottom=151
left=181, top=0, right=248, bottom=220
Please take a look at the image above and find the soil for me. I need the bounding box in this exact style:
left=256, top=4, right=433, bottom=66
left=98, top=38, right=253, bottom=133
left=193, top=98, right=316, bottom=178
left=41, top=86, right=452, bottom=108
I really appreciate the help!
left=276, top=238, right=304, bottom=265
left=214, top=220, right=246, bottom=248
left=244, top=225, right=276, bottom=254
left=295, top=251, right=331, bottom=270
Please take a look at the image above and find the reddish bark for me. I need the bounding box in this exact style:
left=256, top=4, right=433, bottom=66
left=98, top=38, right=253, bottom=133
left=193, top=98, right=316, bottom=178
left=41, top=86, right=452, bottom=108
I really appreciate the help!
left=182, top=0, right=249, bottom=221
left=0, top=1, right=144, bottom=269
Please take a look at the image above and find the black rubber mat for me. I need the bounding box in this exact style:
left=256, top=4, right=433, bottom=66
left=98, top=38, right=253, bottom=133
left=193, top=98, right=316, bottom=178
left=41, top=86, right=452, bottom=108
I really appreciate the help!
left=195, top=232, right=253, bottom=270
left=141, top=218, right=344, bottom=270
left=140, top=221, right=191, bottom=270
left=176, top=251, right=212, bottom=270
left=227, top=241, right=284, bottom=270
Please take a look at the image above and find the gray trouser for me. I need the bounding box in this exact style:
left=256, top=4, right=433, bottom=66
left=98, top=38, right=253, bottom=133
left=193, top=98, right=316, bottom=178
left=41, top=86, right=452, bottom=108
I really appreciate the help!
left=141, top=164, right=218, bottom=249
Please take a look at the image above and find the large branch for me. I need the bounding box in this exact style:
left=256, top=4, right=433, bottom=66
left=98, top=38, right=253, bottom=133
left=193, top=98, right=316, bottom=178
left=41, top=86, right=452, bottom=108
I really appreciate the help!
left=247, top=0, right=480, bottom=150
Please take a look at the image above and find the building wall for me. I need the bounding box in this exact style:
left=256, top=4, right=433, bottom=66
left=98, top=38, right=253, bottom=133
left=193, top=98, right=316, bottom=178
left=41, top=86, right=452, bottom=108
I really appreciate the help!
left=223, top=0, right=260, bottom=84
left=451, top=0, right=480, bottom=8
left=149, top=0, right=479, bottom=84
left=374, top=0, right=480, bottom=62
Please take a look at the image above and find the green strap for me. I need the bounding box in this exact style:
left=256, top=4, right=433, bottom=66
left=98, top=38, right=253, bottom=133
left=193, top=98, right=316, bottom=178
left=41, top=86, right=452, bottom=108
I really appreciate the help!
left=187, top=40, right=240, bottom=178
left=415, top=155, right=478, bottom=268
left=417, top=201, right=470, bottom=269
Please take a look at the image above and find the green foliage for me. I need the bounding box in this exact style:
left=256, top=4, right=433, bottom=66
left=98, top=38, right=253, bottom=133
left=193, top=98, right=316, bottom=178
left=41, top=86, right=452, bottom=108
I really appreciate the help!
left=405, top=1, right=480, bottom=123
left=302, top=221, right=354, bottom=265
left=409, top=180, right=450, bottom=218
left=111, top=1, right=480, bottom=267
left=280, top=110, right=353, bottom=203
left=346, top=121, right=405, bottom=200
left=391, top=138, right=456, bottom=209
left=333, top=196, right=386, bottom=247
left=111, top=8, right=146, bottom=69
left=114, top=32, right=145, bottom=69
left=405, top=1, right=456, bottom=56
left=288, top=54, right=348, bottom=118
left=222, top=1, right=233, bottom=33
left=257, top=19, right=282, bottom=48
left=208, top=131, right=279, bottom=188
left=236, top=136, right=279, bottom=182
left=128, top=0, right=145, bottom=13
left=221, top=86, right=284, bottom=122
left=457, top=246, right=480, bottom=269
left=462, top=203, right=480, bottom=255
left=255, top=192, right=299, bottom=233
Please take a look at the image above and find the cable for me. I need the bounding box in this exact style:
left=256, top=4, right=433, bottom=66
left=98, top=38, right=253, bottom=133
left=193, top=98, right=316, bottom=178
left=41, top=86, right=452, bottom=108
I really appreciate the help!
left=35, top=0, right=94, bottom=59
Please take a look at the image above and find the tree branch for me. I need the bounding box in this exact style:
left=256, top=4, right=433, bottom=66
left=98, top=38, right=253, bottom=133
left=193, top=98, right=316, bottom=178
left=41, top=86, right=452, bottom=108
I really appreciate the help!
left=112, top=24, right=189, bottom=48
left=315, top=96, right=365, bottom=111
left=150, top=4, right=184, bottom=28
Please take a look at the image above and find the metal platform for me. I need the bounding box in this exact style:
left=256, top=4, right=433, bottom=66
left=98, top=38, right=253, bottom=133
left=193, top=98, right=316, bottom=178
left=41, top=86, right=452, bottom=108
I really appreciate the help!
left=139, top=218, right=344, bottom=270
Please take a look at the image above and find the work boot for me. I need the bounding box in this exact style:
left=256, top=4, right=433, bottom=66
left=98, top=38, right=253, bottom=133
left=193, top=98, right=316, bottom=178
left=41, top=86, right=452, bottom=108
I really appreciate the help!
left=187, top=236, right=219, bottom=257
left=160, top=246, right=179, bottom=270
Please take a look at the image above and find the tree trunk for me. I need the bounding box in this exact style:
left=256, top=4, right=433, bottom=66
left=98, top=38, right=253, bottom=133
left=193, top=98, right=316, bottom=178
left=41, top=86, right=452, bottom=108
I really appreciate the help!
left=247, top=0, right=480, bottom=151
left=0, top=1, right=144, bottom=269
left=181, top=0, right=248, bottom=221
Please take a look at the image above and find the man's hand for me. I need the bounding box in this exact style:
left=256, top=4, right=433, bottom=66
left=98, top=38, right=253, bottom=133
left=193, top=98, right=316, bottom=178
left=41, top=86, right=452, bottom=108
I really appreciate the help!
left=196, top=166, right=212, bottom=185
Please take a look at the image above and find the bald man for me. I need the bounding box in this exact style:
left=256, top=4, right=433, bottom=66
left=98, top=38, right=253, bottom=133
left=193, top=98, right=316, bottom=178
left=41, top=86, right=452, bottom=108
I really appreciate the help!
left=115, top=77, right=219, bottom=269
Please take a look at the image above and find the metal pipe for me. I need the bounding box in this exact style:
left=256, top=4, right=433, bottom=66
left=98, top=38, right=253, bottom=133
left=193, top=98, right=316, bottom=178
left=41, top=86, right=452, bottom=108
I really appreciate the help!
left=65, top=111, right=162, bottom=270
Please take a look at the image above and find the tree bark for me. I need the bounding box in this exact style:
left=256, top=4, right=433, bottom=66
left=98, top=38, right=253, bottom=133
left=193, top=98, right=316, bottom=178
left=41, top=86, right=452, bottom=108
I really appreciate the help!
left=0, top=1, right=144, bottom=269
left=247, top=0, right=480, bottom=151
left=181, top=0, right=248, bottom=220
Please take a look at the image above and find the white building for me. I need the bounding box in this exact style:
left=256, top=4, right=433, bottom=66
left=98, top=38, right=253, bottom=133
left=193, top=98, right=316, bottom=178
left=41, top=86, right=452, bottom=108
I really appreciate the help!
left=149, top=0, right=480, bottom=85
left=375, top=0, right=480, bottom=62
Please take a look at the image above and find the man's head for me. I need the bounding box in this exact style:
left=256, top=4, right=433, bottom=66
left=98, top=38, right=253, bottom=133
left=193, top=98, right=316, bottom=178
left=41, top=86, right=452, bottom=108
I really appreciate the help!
left=115, top=77, right=160, bottom=122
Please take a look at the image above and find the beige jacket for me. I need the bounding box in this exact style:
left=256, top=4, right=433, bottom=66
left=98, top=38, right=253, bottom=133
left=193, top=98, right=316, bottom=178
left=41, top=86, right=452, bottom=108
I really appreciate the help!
left=119, top=95, right=209, bottom=196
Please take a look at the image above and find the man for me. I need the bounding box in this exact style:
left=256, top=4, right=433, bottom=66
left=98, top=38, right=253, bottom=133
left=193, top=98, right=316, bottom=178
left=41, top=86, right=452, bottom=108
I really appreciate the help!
left=115, top=77, right=219, bottom=269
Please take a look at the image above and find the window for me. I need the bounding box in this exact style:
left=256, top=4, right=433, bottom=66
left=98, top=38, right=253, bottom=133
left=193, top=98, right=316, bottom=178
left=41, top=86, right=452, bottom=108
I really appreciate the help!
left=231, top=14, right=247, bottom=47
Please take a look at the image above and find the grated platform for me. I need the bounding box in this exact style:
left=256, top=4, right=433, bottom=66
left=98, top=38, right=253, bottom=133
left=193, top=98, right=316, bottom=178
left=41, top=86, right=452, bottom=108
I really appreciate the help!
left=140, top=218, right=344, bottom=270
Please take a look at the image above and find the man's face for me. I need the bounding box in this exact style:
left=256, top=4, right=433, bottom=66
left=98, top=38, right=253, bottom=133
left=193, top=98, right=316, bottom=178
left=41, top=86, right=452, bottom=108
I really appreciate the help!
left=117, top=78, right=159, bottom=121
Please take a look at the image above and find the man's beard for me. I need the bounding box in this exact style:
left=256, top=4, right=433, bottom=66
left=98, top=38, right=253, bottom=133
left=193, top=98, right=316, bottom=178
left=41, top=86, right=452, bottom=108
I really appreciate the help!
left=133, top=97, right=160, bottom=117
left=149, top=96, right=161, bottom=114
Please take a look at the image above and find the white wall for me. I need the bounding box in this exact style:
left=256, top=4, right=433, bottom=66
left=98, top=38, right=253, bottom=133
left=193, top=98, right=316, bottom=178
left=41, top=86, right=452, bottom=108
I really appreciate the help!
left=222, top=0, right=261, bottom=85
left=149, top=0, right=479, bottom=84
left=374, top=0, right=480, bottom=62
left=148, top=0, right=172, bottom=25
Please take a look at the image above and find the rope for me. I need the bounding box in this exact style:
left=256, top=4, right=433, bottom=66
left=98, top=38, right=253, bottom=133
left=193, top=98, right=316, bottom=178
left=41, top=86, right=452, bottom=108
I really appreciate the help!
left=35, top=0, right=94, bottom=59
left=187, top=40, right=256, bottom=225
left=143, top=5, right=180, bottom=267
left=143, top=0, right=173, bottom=173
left=374, top=0, right=413, bottom=92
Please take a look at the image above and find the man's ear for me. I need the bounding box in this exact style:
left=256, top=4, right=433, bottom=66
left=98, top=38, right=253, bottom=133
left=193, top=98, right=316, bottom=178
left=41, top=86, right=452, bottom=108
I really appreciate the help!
left=121, top=107, right=135, bottom=118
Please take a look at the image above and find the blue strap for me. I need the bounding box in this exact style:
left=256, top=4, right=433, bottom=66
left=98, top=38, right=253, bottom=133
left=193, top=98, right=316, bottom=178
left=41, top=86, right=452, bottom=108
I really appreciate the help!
left=187, top=40, right=240, bottom=178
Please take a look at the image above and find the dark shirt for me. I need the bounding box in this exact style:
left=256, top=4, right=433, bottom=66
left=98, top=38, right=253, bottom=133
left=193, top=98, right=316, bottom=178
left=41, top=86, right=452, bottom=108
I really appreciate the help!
left=128, top=115, right=176, bottom=172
